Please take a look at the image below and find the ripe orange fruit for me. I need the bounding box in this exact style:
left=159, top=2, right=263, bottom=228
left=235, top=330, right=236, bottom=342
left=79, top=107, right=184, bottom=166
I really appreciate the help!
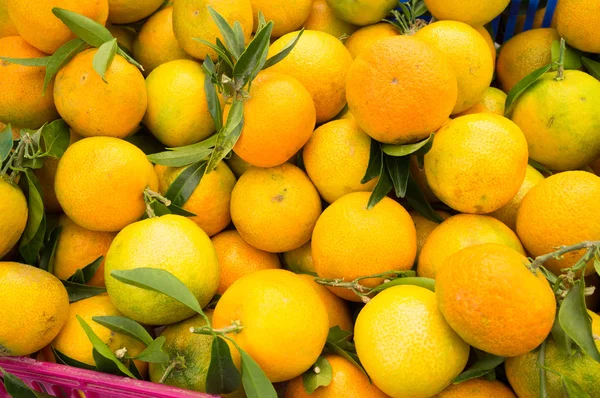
left=303, top=0, right=357, bottom=41
left=268, top=30, right=353, bottom=124
left=455, top=87, right=507, bottom=117
left=437, top=243, right=556, bottom=357
left=424, top=114, right=529, bottom=214
left=346, top=36, right=457, bottom=144
left=423, top=0, right=510, bottom=26
left=211, top=229, right=281, bottom=295
left=172, top=0, right=253, bottom=60
left=416, top=21, right=494, bottom=114
left=355, top=285, right=470, bottom=397
left=417, top=214, right=525, bottom=279
left=0, top=36, right=59, bottom=129
left=7, top=0, right=109, bottom=54
left=285, top=354, right=389, bottom=397
left=312, top=192, right=417, bottom=301
left=0, top=1, right=17, bottom=38
left=555, top=0, right=600, bottom=53
left=303, top=119, right=377, bottom=204
left=409, top=210, right=451, bottom=263
left=230, top=163, right=322, bottom=253
left=474, top=25, right=497, bottom=65
left=297, top=274, right=353, bottom=332
left=325, top=0, right=397, bottom=26
left=0, top=177, right=28, bottom=259
left=55, top=137, right=158, bottom=232
left=436, top=378, right=516, bottom=397
left=344, top=22, right=398, bottom=59
left=106, top=0, right=163, bottom=24
left=52, top=215, right=116, bottom=286
left=132, top=7, right=194, bottom=76
left=516, top=171, right=600, bottom=276
left=232, top=70, right=315, bottom=167
left=250, top=0, right=312, bottom=38
left=212, top=269, right=329, bottom=382
left=283, top=241, right=315, bottom=275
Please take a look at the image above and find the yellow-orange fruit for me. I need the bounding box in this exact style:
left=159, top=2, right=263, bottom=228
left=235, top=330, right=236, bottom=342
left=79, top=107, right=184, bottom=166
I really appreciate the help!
left=344, top=22, right=398, bottom=59
left=250, top=0, right=312, bottom=38
left=297, top=274, right=353, bottom=332
left=106, top=0, right=163, bottom=24
left=436, top=378, right=516, bottom=398
left=303, top=0, right=357, bottom=41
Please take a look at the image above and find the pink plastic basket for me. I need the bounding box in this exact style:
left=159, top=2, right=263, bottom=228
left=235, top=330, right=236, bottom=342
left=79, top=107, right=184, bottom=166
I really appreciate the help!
left=0, top=357, right=215, bottom=398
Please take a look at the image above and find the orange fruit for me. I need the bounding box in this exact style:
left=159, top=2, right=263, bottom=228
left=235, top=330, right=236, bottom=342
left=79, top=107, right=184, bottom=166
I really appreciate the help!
left=211, top=229, right=281, bottom=295
left=0, top=36, right=59, bottom=129
left=0, top=177, right=28, bottom=259
left=106, top=24, right=136, bottom=53
left=302, top=119, right=377, bottom=204
left=344, top=23, right=398, bottom=59
left=285, top=354, right=389, bottom=397
left=132, top=7, right=194, bottom=76
left=436, top=243, right=556, bottom=357
left=346, top=36, right=457, bottom=144
left=474, top=25, right=497, bottom=65
left=325, top=0, right=397, bottom=26
left=231, top=70, right=315, bottom=167
left=436, top=378, right=516, bottom=397
left=516, top=171, right=600, bottom=276
left=230, top=163, right=322, bottom=253
left=106, top=0, right=163, bottom=24
left=0, top=0, right=17, bottom=38
left=424, top=114, right=529, bottom=214
left=268, top=30, right=353, bottom=124
left=312, top=192, right=416, bottom=301
left=455, top=87, right=506, bottom=117
left=409, top=210, right=451, bottom=263
left=297, top=274, right=353, bottom=332
left=423, top=0, right=511, bottom=26
left=417, top=214, right=525, bottom=279
left=54, top=49, right=147, bottom=139
left=283, top=241, right=315, bottom=275
left=303, top=0, right=357, bottom=41
left=212, top=269, right=329, bottom=382
left=488, top=165, right=545, bottom=231
left=250, top=0, right=312, bottom=38
left=7, top=0, right=109, bottom=54
left=55, top=137, right=158, bottom=232
left=555, top=0, right=600, bottom=53
left=52, top=215, right=116, bottom=286
left=416, top=21, right=494, bottom=114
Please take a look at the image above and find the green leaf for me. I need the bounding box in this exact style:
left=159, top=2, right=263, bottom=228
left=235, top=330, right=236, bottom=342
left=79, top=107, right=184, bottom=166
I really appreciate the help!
left=385, top=155, right=410, bottom=198
left=454, top=352, right=505, bottom=383
left=76, top=256, right=103, bottom=284
left=237, top=345, right=277, bottom=398
left=110, top=268, right=204, bottom=315
left=43, top=38, right=88, bottom=93
left=92, top=348, right=133, bottom=378
left=193, top=39, right=235, bottom=70
left=594, top=254, right=600, bottom=278
left=18, top=170, right=46, bottom=264
left=128, top=358, right=144, bottom=380
left=164, top=161, right=207, bottom=207
left=232, top=21, right=246, bottom=57
left=324, top=341, right=368, bottom=379
left=51, top=346, right=97, bottom=370
left=92, top=315, right=154, bottom=346
left=558, top=280, right=600, bottom=362
left=76, top=315, right=136, bottom=378
left=326, top=326, right=352, bottom=347
left=61, top=280, right=106, bottom=302
left=0, top=367, right=39, bottom=398
left=206, top=6, right=243, bottom=59
left=551, top=314, right=573, bottom=356
left=505, top=64, right=552, bottom=116
left=38, top=225, right=62, bottom=273
left=528, top=158, right=553, bottom=175
left=562, top=375, right=590, bottom=398
left=206, top=336, right=242, bottom=394
left=361, top=139, right=382, bottom=184
left=551, top=40, right=582, bottom=71
left=263, top=29, right=304, bottom=70
left=203, top=59, right=222, bottom=131
left=233, top=21, right=273, bottom=86
left=0, top=56, right=49, bottom=67
left=92, top=38, right=118, bottom=82
left=369, top=276, right=435, bottom=294
left=367, top=155, right=393, bottom=209
left=382, top=134, right=434, bottom=157
left=582, top=57, right=600, bottom=81
left=167, top=203, right=197, bottom=217
left=131, top=336, right=169, bottom=363
left=116, top=48, right=144, bottom=71
left=0, top=124, right=13, bottom=163
left=302, top=356, right=332, bottom=394
left=52, top=8, right=113, bottom=47
left=40, top=119, right=70, bottom=158
left=405, top=173, right=444, bottom=223
left=205, top=99, right=244, bottom=173
left=69, top=268, right=86, bottom=284
left=147, top=135, right=217, bottom=167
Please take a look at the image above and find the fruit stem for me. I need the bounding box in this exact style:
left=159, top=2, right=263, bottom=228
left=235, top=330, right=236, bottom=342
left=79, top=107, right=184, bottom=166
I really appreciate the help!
left=158, top=356, right=185, bottom=384
left=190, top=320, right=243, bottom=336
left=555, top=38, right=566, bottom=81
left=538, top=340, right=548, bottom=398
left=143, top=187, right=171, bottom=218
left=1, top=134, right=27, bottom=181
left=529, top=241, right=600, bottom=271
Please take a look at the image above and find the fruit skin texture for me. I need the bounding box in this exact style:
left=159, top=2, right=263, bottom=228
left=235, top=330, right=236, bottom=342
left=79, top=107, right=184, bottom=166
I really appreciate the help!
left=344, top=22, right=398, bottom=59
left=156, top=163, right=236, bottom=237
left=172, top=0, right=253, bottom=60
left=436, top=243, right=556, bottom=357
left=424, top=114, right=529, bottom=214
left=0, top=177, right=27, bottom=259
left=211, top=229, right=281, bottom=295
left=232, top=70, right=316, bottom=167
left=51, top=294, right=147, bottom=374
left=455, top=87, right=507, bottom=117
left=230, top=163, right=322, bottom=253
left=7, top=0, right=108, bottom=54
left=346, top=36, right=458, bottom=144
left=52, top=215, right=116, bottom=286
left=106, top=0, right=163, bottom=24
left=423, top=0, right=510, bottom=26
left=105, top=214, right=219, bottom=325
left=303, top=119, right=377, bottom=204
left=106, top=24, right=136, bottom=52
left=297, top=274, right=353, bottom=332
left=144, top=60, right=218, bottom=147
left=268, top=30, right=353, bottom=124
left=497, top=28, right=558, bottom=93
left=415, top=21, right=494, bottom=114
left=510, top=70, right=600, bottom=171
left=212, top=269, right=329, bottom=382
left=355, top=285, right=470, bottom=398
left=250, top=0, right=312, bottom=38
left=283, top=241, right=315, bottom=275
left=0, top=262, right=69, bottom=356
left=516, top=171, right=600, bottom=276
left=312, top=192, right=417, bottom=301
left=488, top=165, right=544, bottom=231
left=0, top=1, right=18, bottom=38
left=325, top=0, right=397, bottom=26
left=285, top=354, right=389, bottom=398
left=436, top=378, right=516, bottom=398
left=417, top=214, right=525, bottom=279
left=409, top=210, right=451, bottom=264
left=0, top=36, right=59, bottom=129
left=555, top=0, right=600, bottom=53
left=303, top=0, right=357, bottom=41
left=474, top=25, right=497, bottom=65
left=55, top=137, right=158, bottom=232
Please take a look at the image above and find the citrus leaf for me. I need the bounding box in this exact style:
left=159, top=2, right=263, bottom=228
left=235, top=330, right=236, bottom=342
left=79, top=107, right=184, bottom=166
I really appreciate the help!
left=558, top=280, right=600, bottom=362
left=43, top=38, right=88, bottom=93
left=454, top=352, right=505, bottom=383
left=367, top=156, right=393, bottom=209
left=236, top=345, right=277, bottom=398
left=582, top=57, right=600, bottom=81
left=127, top=359, right=144, bottom=380
left=326, top=326, right=352, bottom=347
left=594, top=253, right=600, bottom=278
left=562, top=375, right=590, bottom=398
left=38, top=225, right=62, bottom=273
left=40, top=119, right=70, bottom=158
left=0, top=56, right=49, bottom=67
left=110, top=268, right=204, bottom=315
left=206, top=336, right=242, bottom=394
left=369, top=276, right=435, bottom=294
left=551, top=40, right=582, bottom=71
left=263, top=29, right=304, bottom=70
left=405, top=173, right=444, bottom=223
left=79, top=256, right=103, bottom=284
left=505, top=64, right=552, bottom=116
left=92, top=38, right=118, bottom=82
left=76, top=315, right=136, bottom=378
left=361, top=139, right=381, bottom=184
left=92, top=348, right=135, bottom=378
left=257, top=11, right=267, bottom=31
left=164, top=161, right=207, bottom=207
left=385, top=155, right=410, bottom=198
left=232, top=21, right=246, bottom=57
left=302, top=356, right=332, bottom=394
left=206, top=6, right=242, bottom=59
left=147, top=135, right=217, bottom=167
left=233, top=21, right=273, bottom=86
left=52, top=8, right=113, bottom=47
left=0, top=123, right=13, bottom=163
left=205, top=99, right=244, bottom=173
left=528, top=158, right=553, bottom=175
left=203, top=59, right=222, bottom=131
left=92, top=315, right=154, bottom=346
left=131, top=336, right=169, bottom=363
left=193, top=39, right=235, bottom=70
left=324, top=341, right=368, bottom=379
left=382, top=134, right=434, bottom=157
left=0, top=367, right=39, bottom=398
left=116, top=48, right=143, bottom=71
left=551, top=314, right=573, bottom=356
left=51, top=346, right=96, bottom=370
left=18, top=170, right=46, bottom=264
left=168, top=203, right=197, bottom=217
left=61, top=280, right=106, bottom=302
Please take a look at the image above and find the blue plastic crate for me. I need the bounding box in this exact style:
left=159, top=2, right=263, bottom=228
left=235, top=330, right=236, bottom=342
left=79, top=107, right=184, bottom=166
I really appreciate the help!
left=494, top=0, right=558, bottom=43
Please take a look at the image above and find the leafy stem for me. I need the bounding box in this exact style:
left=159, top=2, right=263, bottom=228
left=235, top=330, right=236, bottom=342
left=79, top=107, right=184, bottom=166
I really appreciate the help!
left=538, top=340, right=548, bottom=398
left=1, top=134, right=27, bottom=180
left=159, top=356, right=186, bottom=384
left=387, top=0, right=428, bottom=35
left=555, top=38, right=566, bottom=81
left=530, top=241, right=600, bottom=271
left=143, top=187, right=171, bottom=218
left=190, top=320, right=244, bottom=337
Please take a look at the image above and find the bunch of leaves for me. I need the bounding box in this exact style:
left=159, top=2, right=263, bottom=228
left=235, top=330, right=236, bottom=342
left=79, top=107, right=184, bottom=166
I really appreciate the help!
left=386, top=0, right=429, bottom=35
